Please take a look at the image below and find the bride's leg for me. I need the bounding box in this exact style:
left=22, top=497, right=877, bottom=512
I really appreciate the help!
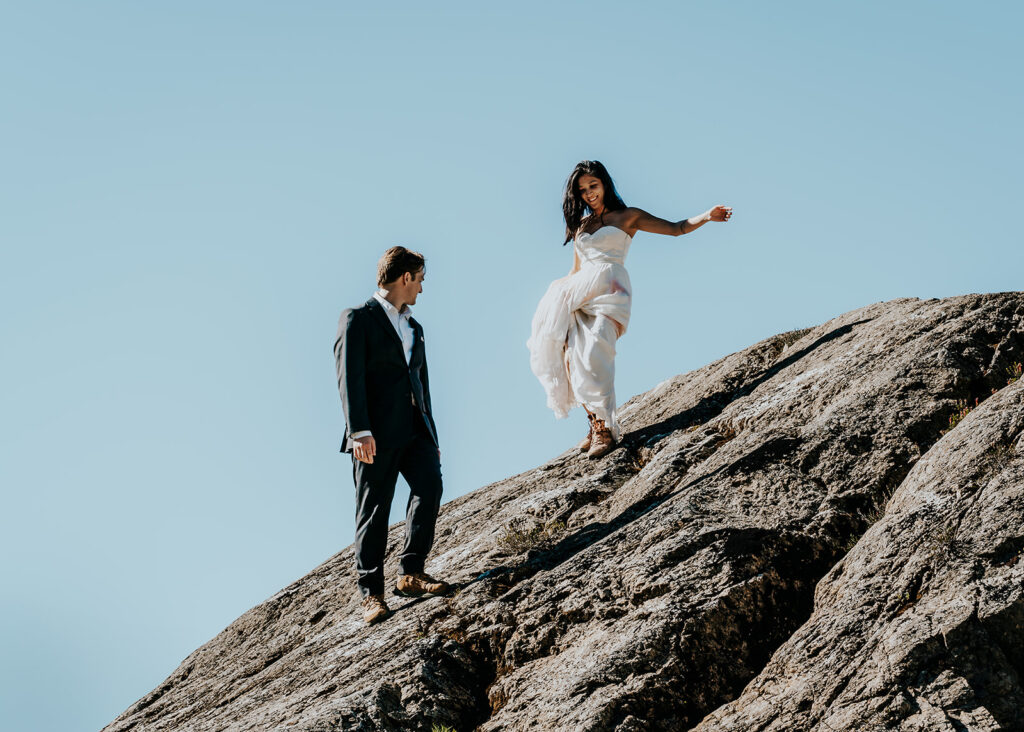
left=563, top=338, right=575, bottom=401
left=565, top=329, right=596, bottom=449
left=568, top=313, right=620, bottom=446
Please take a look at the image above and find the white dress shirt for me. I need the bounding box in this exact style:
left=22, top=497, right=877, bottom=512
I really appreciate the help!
left=372, top=289, right=415, bottom=365
left=348, top=289, right=415, bottom=448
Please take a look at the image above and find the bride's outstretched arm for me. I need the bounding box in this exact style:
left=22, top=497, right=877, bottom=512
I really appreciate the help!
left=625, top=205, right=733, bottom=237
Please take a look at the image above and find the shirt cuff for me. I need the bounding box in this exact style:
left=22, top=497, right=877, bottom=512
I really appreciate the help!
left=346, top=430, right=373, bottom=452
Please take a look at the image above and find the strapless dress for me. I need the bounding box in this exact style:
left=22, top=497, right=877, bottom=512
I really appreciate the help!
left=527, top=226, right=632, bottom=440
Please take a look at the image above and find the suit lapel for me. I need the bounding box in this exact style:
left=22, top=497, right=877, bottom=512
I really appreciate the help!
left=409, top=318, right=425, bottom=368
left=365, top=298, right=406, bottom=356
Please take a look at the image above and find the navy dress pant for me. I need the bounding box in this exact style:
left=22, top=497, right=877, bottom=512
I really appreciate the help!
left=351, top=421, right=442, bottom=599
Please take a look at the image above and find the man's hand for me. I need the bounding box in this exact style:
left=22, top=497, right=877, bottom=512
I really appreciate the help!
left=354, top=435, right=377, bottom=464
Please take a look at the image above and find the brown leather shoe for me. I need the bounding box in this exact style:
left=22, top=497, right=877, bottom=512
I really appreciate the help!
left=395, top=572, right=452, bottom=597
left=587, top=418, right=615, bottom=459
left=576, top=413, right=596, bottom=452
left=362, top=594, right=391, bottom=625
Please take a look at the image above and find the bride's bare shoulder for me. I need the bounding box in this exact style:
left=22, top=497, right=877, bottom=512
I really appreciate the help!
left=618, top=207, right=646, bottom=226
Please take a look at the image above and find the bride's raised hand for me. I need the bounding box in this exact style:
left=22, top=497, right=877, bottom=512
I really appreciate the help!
left=709, top=205, right=733, bottom=222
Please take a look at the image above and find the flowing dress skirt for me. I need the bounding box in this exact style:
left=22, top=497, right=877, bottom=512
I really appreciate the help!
left=527, top=261, right=631, bottom=441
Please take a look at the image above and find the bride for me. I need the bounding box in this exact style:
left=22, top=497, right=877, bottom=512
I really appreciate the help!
left=527, top=160, right=732, bottom=458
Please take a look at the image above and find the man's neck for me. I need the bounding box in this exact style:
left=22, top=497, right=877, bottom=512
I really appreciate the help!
left=378, top=287, right=408, bottom=313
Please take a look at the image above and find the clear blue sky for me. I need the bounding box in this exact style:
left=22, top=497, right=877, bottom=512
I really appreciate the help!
left=1, top=2, right=1021, bottom=730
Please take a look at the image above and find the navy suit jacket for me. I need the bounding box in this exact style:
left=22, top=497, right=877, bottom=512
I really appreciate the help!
left=333, top=297, right=438, bottom=452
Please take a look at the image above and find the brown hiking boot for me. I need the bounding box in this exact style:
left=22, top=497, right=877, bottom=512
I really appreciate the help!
left=587, top=418, right=615, bottom=459
left=361, top=594, right=391, bottom=625
left=576, top=413, right=596, bottom=452
left=395, top=572, right=452, bottom=598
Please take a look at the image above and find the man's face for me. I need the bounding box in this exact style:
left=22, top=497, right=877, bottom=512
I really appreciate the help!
left=403, top=268, right=425, bottom=306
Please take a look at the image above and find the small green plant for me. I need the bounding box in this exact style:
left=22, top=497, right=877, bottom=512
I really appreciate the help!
left=894, top=589, right=919, bottom=616
left=432, top=724, right=457, bottom=732
left=767, top=327, right=813, bottom=360
left=864, top=504, right=885, bottom=527
left=940, top=362, right=1023, bottom=436
left=977, top=443, right=1016, bottom=481
left=839, top=501, right=889, bottom=554
left=926, top=522, right=958, bottom=551
left=778, top=327, right=812, bottom=348
left=496, top=518, right=567, bottom=554
left=941, top=398, right=979, bottom=435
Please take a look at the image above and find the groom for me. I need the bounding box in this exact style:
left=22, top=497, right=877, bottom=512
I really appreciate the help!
left=333, top=246, right=451, bottom=625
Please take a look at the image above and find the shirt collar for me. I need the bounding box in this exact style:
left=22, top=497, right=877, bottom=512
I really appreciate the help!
left=374, top=289, right=412, bottom=319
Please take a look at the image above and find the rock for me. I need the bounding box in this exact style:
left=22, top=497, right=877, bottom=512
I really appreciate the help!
left=694, top=377, right=1024, bottom=732
left=103, top=293, right=1024, bottom=732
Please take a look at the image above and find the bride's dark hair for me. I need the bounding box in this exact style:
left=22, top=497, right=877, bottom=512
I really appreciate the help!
left=562, top=160, right=627, bottom=245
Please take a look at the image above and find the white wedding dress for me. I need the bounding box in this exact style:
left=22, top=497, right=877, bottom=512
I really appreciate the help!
left=527, top=225, right=633, bottom=441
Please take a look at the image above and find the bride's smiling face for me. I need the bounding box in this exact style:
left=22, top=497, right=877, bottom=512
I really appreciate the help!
left=578, top=175, right=605, bottom=212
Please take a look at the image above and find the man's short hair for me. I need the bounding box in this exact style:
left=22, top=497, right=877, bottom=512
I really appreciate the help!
left=377, top=246, right=425, bottom=287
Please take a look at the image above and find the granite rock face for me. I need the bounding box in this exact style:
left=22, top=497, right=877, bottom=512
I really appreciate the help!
left=104, top=293, right=1024, bottom=732
left=695, top=378, right=1024, bottom=732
